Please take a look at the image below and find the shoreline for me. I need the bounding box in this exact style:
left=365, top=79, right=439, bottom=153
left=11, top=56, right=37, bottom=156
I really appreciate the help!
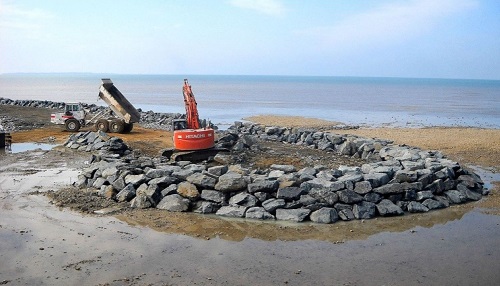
left=1, top=106, right=499, bottom=285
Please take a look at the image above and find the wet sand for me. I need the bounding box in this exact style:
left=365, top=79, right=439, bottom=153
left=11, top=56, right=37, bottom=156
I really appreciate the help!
left=1, top=116, right=500, bottom=285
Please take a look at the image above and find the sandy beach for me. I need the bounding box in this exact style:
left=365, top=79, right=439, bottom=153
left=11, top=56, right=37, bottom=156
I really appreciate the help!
left=1, top=110, right=499, bottom=285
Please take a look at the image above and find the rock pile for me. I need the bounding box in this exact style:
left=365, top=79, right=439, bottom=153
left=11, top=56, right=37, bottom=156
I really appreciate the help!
left=68, top=122, right=487, bottom=224
left=64, top=131, right=130, bottom=156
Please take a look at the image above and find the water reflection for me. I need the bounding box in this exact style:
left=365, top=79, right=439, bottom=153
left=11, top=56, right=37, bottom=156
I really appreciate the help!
left=116, top=202, right=478, bottom=244
left=0, top=142, right=56, bottom=154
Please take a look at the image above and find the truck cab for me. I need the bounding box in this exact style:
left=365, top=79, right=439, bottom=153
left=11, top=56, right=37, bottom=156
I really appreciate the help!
left=50, top=102, right=86, bottom=132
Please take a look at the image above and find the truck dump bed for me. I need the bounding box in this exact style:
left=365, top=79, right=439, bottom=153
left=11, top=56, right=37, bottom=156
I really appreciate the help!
left=98, top=79, right=141, bottom=124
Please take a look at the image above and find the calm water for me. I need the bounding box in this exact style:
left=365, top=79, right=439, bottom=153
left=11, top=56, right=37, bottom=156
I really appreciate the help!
left=1, top=74, right=499, bottom=128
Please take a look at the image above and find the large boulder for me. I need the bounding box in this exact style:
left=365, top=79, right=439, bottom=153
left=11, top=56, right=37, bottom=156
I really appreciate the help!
left=275, top=208, right=311, bottom=222
left=376, top=199, right=404, bottom=216
left=215, top=172, right=248, bottom=192
left=229, top=192, right=258, bottom=207
left=245, top=207, right=275, bottom=220
left=247, top=180, right=279, bottom=193
left=310, top=207, right=339, bottom=224
left=156, top=194, right=190, bottom=212
left=352, top=201, right=376, bottom=219
left=177, top=181, right=200, bottom=200
left=216, top=206, right=248, bottom=218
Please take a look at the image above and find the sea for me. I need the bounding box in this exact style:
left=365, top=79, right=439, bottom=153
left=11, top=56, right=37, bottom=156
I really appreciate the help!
left=1, top=73, right=499, bottom=129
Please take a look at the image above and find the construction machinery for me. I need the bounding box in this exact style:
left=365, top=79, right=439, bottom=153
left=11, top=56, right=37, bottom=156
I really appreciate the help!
left=50, top=79, right=140, bottom=133
left=162, top=79, right=224, bottom=161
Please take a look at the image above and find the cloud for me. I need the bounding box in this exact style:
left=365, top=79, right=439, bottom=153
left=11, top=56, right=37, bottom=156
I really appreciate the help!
left=229, top=0, right=285, bottom=16
left=297, top=0, right=478, bottom=51
left=0, top=2, right=53, bottom=31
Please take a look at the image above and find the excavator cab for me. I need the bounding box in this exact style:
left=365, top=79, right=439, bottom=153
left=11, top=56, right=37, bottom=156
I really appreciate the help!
left=172, top=119, right=188, bottom=131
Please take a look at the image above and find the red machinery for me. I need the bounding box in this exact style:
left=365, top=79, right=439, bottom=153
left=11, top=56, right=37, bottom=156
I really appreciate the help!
left=173, top=79, right=215, bottom=151
left=163, top=79, right=221, bottom=161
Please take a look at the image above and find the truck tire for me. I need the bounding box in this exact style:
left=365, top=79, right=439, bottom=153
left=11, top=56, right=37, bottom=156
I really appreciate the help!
left=109, top=119, right=125, bottom=133
left=95, top=119, right=109, bottom=132
left=65, top=118, right=81, bottom=132
left=123, top=123, right=134, bottom=133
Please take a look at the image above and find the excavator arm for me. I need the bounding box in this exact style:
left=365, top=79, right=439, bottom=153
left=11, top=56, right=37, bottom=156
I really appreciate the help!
left=182, top=79, right=200, bottom=129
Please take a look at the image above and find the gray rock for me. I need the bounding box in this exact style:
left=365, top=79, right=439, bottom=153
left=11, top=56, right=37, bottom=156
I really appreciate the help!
left=353, top=201, right=376, bottom=219
left=338, top=208, right=355, bottom=221
left=376, top=199, right=404, bottom=216
left=207, top=165, right=228, bottom=176
left=102, top=166, right=119, bottom=178
left=268, top=170, right=285, bottom=179
left=445, top=190, right=467, bottom=204
left=115, top=184, right=136, bottom=202
left=247, top=180, right=279, bottom=193
left=157, top=194, right=190, bottom=212
left=148, top=176, right=177, bottom=187
left=124, top=174, right=146, bottom=187
left=374, top=183, right=405, bottom=195
left=130, top=194, right=153, bottom=209
left=407, top=201, right=429, bottom=213
left=364, top=192, right=383, bottom=203
left=463, top=189, right=482, bottom=201
left=229, top=192, right=258, bottom=207
left=354, top=181, right=372, bottom=194
left=216, top=205, right=248, bottom=218
left=270, top=164, right=296, bottom=173
left=245, top=207, right=275, bottom=220
left=275, top=208, right=311, bottom=222
left=301, top=179, right=344, bottom=192
left=253, top=191, right=269, bottom=202
left=172, top=169, right=195, bottom=181
left=136, top=183, right=162, bottom=206
left=215, top=172, right=248, bottom=192
left=394, top=170, right=418, bottom=183
left=416, top=190, right=434, bottom=201
left=310, top=207, right=339, bottom=224
left=297, top=167, right=317, bottom=177
left=363, top=173, right=390, bottom=188
left=92, top=177, right=108, bottom=189
left=161, top=184, right=177, bottom=197
left=422, top=199, right=446, bottom=210
left=193, top=201, right=220, bottom=214
left=145, top=168, right=171, bottom=179
left=276, top=187, right=303, bottom=201
left=186, top=172, right=217, bottom=189
left=262, top=198, right=287, bottom=213
left=308, top=188, right=339, bottom=205
left=337, top=190, right=364, bottom=204
left=200, top=189, right=226, bottom=203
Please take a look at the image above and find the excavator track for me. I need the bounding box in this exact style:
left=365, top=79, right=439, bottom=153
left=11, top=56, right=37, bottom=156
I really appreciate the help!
left=161, top=148, right=228, bottom=162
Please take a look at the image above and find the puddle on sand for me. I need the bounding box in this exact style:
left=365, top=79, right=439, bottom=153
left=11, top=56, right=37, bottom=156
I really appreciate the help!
left=1, top=142, right=56, bottom=154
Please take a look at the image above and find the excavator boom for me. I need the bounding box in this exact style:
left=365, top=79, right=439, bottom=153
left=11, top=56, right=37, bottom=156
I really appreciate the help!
left=171, top=79, right=215, bottom=152
left=183, top=79, right=200, bottom=129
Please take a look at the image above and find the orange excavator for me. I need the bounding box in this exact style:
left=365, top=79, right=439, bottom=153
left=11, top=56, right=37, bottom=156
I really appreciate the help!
left=162, top=79, right=223, bottom=161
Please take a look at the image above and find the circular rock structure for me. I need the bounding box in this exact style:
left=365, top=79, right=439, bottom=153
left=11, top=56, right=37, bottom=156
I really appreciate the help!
left=68, top=121, right=487, bottom=224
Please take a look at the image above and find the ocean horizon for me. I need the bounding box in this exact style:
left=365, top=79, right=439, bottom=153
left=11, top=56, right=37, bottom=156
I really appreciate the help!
left=1, top=73, right=499, bottom=129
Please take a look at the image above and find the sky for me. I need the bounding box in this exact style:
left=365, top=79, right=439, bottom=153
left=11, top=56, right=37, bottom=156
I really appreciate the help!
left=0, top=0, right=499, bottom=79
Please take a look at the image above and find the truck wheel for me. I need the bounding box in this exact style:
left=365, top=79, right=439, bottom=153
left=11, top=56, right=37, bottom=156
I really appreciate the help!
left=123, top=123, right=134, bottom=133
left=109, top=119, right=125, bottom=133
left=65, top=118, right=81, bottom=132
left=96, top=119, right=109, bottom=132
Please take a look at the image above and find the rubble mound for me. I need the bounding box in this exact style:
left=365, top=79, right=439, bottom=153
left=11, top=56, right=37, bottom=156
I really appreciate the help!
left=66, top=122, right=487, bottom=223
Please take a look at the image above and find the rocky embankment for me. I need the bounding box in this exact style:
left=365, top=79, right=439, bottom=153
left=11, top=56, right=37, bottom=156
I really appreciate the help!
left=0, top=97, right=186, bottom=131
left=65, top=122, right=487, bottom=223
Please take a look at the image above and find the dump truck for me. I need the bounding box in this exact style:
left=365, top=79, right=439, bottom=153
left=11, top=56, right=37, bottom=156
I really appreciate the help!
left=50, top=79, right=140, bottom=133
